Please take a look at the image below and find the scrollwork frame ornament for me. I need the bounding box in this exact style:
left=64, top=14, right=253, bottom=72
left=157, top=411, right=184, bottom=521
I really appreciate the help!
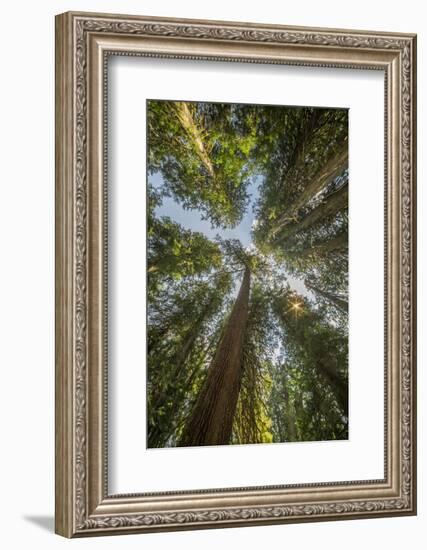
left=55, top=11, right=416, bottom=537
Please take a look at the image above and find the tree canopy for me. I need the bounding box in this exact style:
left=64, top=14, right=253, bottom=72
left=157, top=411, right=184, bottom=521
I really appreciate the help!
left=148, top=101, right=259, bottom=228
left=146, top=100, right=349, bottom=447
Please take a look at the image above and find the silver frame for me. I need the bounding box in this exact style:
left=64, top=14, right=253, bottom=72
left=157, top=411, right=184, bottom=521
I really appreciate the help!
left=55, top=11, right=417, bottom=537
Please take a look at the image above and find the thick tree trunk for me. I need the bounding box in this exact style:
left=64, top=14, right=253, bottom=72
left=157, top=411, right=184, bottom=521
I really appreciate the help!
left=148, top=326, right=221, bottom=448
left=271, top=144, right=348, bottom=236
left=147, top=292, right=220, bottom=447
left=306, top=282, right=348, bottom=314
left=180, top=268, right=251, bottom=446
left=174, top=102, right=215, bottom=177
left=274, top=182, right=348, bottom=245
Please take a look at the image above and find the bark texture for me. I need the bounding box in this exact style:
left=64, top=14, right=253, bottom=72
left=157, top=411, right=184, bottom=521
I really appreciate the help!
left=274, top=182, right=348, bottom=245
left=271, top=143, right=348, bottom=235
left=180, top=268, right=251, bottom=446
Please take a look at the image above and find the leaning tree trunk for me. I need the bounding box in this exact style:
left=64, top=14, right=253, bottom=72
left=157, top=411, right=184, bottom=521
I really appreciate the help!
left=179, top=267, right=251, bottom=446
left=306, top=282, right=348, bottom=314
left=148, top=291, right=221, bottom=448
left=147, top=316, right=205, bottom=448
left=274, top=182, right=348, bottom=245
left=286, top=231, right=348, bottom=261
left=271, top=143, right=348, bottom=237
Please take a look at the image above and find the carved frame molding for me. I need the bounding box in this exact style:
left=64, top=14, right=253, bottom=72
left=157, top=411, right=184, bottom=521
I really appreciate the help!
left=55, top=11, right=416, bottom=537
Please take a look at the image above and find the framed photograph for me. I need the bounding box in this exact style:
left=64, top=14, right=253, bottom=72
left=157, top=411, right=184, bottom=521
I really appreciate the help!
left=55, top=11, right=417, bottom=537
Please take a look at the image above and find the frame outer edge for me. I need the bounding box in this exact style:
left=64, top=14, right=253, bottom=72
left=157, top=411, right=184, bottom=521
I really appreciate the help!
left=55, top=12, right=76, bottom=538
left=409, top=34, right=417, bottom=515
left=62, top=10, right=417, bottom=40
left=54, top=10, right=417, bottom=537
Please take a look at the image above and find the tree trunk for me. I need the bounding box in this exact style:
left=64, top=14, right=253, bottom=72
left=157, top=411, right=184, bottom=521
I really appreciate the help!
left=306, top=282, right=348, bottom=314
left=286, top=231, right=348, bottom=260
left=173, top=102, right=215, bottom=177
left=271, top=144, right=348, bottom=236
left=179, top=268, right=251, bottom=446
left=147, top=292, right=220, bottom=447
left=274, top=182, right=348, bottom=245
left=148, top=324, right=222, bottom=448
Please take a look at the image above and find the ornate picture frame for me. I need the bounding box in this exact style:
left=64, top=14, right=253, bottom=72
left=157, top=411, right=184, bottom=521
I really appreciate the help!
left=55, top=11, right=417, bottom=537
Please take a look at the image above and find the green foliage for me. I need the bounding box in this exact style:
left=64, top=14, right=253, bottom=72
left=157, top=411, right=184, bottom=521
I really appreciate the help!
left=271, top=288, right=348, bottom=439
left=146, top=100, right=349, bottom=447
left=147, top=271, right=233, bottom=447
left=147, top=101, right=259, bottom=228
left=253, top=108, right=348, bottom=237
left=148, top=214, right=222, bottom=295
left=232, top=285, right=276, bottom=444
left=253, top=107, right=349, bottom=306
left=270, top=358, right=348, bottom=443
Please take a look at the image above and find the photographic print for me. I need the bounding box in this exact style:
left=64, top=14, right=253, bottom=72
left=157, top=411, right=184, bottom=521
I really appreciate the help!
left=147, top=100, right=349, bottom=449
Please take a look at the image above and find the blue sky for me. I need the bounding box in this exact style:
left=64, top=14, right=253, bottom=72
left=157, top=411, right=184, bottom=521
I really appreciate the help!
left=150, top=171, right=261, bottom=248
left=149, top=171, right=311, bottom=297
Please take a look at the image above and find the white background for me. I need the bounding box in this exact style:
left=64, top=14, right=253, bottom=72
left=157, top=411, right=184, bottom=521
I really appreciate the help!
left=0, top=1, right=424, bottom=548
left=109, top=58, right=384, bottom=493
